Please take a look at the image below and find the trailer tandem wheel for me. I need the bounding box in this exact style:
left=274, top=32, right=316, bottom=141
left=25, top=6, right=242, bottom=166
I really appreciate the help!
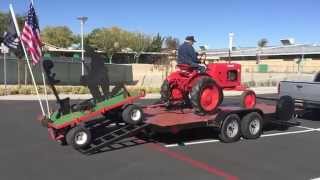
left=219, top=114, right=241, bottom=143
left=240, top=112, right=263, bottom=139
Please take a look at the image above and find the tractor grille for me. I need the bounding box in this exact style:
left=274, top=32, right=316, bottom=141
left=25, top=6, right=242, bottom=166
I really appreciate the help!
left=227, top=70, right=238, bottom=81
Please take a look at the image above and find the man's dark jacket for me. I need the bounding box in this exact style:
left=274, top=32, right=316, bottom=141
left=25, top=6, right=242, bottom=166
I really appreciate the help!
left=177, top=42, right=199, bottom=67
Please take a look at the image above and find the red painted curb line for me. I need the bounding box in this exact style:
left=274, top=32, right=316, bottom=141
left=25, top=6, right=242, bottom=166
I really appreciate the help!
left=147, top=143, right=238, bottom=180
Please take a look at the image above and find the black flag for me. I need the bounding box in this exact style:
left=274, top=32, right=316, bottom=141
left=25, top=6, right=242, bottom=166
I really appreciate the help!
left=3, top=15, right=20, bottom=49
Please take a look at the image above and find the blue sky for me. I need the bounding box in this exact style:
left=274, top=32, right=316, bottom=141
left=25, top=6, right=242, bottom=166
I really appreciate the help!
left=1, top=0, right=320, bottom=48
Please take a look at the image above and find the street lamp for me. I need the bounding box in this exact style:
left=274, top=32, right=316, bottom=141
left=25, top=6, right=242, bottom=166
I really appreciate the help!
left=77, top=16, right=88, bottom=76
left=228, top=32, right=234, bottom=62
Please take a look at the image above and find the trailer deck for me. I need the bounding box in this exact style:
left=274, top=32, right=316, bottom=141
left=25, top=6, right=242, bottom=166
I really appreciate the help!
left=144, top=103, right=276, bottom=128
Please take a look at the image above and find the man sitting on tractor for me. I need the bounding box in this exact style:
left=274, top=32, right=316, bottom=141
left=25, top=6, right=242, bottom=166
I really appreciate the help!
left=177, top=36, right=206, bottom=72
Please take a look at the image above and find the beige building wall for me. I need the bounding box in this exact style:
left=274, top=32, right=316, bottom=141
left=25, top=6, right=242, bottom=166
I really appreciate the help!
left=128, top=58, right=320, bottom=88
left=222, top=59, right=320, bottom=73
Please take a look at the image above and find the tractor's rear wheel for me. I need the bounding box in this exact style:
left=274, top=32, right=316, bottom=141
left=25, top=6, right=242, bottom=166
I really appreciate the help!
left=190, top=77, right=223, bottom=114
left=160, top=80, right=170, bottom=103
left=240, top=90, right=256, bottom=109
left=160, top=80, right=187, bottom=105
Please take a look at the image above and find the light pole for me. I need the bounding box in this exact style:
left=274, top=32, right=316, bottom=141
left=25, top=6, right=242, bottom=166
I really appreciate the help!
left=228, top=32, right=234, bottom=62
left=77, top=16, right=88, bottom=76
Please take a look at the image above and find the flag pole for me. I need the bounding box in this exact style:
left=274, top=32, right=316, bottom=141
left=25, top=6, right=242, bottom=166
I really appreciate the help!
left=9, top=4, right=45, bottom=116
left=4, top=48, right=7, bottom=95
left=1, top=44, right=8, bottom=95
left=41, top=64, right=50, bottom=116
left=29, top=0, right=50, bottom=116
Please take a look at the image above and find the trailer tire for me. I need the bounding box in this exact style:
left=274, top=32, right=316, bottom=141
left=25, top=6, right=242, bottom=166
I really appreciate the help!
left=191, top=77, right=223, bottom=114
left=240, top=112, right=263, bottom=139
left=66, top=126, right=92, bottom=149
left=122, top=104, right=144, bottom=125
left=276, top=96, right=294, bottom=121
left=219, top=114, right=241, bottom=143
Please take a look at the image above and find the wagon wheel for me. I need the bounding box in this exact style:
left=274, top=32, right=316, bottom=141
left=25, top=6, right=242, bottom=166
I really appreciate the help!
left=122, top=104, right=144, bottom=125
left=66, top=126, right=92, bottom=150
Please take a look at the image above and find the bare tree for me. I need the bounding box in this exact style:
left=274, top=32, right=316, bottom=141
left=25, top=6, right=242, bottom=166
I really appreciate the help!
left=165, top=36, right=180, bottom=50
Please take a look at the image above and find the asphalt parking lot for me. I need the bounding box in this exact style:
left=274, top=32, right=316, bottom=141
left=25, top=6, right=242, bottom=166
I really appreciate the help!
left=0, top=95, right=319, bottom=180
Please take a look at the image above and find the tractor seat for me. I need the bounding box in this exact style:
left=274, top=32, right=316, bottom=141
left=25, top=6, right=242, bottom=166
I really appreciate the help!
left=176, top=64, right=193, bottom=71
left=176, top=64, right=195, bottom=76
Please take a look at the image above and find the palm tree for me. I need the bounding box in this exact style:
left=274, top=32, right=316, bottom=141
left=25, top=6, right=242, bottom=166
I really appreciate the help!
left=256, top=38, right=268, bottom=64
left=257, top=38, right=268, bottom=48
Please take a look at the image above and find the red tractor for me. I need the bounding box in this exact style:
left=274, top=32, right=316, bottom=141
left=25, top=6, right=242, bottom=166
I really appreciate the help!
left=160, top=59, right=256, bottom=114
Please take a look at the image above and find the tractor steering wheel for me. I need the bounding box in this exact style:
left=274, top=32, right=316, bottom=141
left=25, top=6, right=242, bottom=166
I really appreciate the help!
left=198, top=52, right=207, bottom=65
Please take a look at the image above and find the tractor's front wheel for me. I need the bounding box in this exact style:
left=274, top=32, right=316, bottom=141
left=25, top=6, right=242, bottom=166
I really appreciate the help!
left=240, top=90, right=256, bottom=109
left=190, top=77, right=223, bottom=114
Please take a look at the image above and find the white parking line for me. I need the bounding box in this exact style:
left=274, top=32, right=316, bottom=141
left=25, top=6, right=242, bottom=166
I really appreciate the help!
left=260, top=129, right=315, bottom=137
left=165, top=139, right=220, bottom=148
left=310, top=177, right=320, bottom=180
left=164, top=126, right=320, bottom=148
left=297, top=125, right=320, bottom=132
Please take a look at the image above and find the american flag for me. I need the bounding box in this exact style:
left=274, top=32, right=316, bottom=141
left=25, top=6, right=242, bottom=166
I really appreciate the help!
left=21, top=3, right=42, bottom=65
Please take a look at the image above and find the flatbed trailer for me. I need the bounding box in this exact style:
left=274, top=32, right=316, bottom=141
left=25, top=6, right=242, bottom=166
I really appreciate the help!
left=144, top=103, right=276, bottom=132
left=144, top=95, right=298, bottom=136
left=142, top=102, right=279, bottom=143
left=76, top=96, right=296, bottom=154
